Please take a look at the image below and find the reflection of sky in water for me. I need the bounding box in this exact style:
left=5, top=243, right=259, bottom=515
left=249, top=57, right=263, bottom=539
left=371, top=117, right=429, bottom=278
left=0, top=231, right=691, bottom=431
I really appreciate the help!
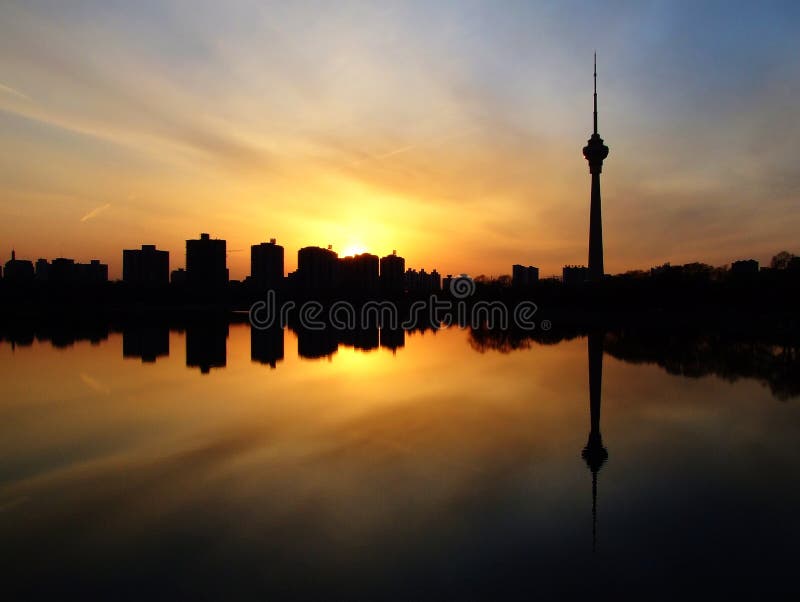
left=1, top=325, right=799, bottom=597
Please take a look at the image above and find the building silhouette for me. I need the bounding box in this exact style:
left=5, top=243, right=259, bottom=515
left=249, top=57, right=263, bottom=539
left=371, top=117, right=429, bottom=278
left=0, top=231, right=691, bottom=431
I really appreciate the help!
left=35, top=258, right=50, bottom=281
left=50, top=258, right=76, bottom=284
left=186, top=233, right=228, bottom=288
left=296, top=245, right=338, bottom=292
left=40, top=257, right=108, bottom=284
left=583, top=54, right=609, bottom=281
left=380, top=251, right=406, bottom=295
left=405, top=268, right=441, bottom=293
left=123, top=245, right=169, bottom=286
left=4, top=253, right=106, bottom=285
left=430, top=269, right=441, bottom=292
left=581, top=332, right=608, bottom=552
left=170, top=268, right=187, bottom=285
left=340, top=252, right=379, bottom=296
left=76, top=259, right=108, bottom=283
left=512, top=264, right=539, bottom=287
left=251, top=238, right=284, bottom=291
left=731, top=259, right=759, bottom=275
left=562, top=265, right=589, bottom=285
left=4, top=251, right=34, bottom=282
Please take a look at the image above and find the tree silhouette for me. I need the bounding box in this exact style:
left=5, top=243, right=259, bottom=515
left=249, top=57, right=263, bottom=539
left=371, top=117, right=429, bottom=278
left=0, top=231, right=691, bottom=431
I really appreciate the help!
left=770, top=251, right=797, bottom=270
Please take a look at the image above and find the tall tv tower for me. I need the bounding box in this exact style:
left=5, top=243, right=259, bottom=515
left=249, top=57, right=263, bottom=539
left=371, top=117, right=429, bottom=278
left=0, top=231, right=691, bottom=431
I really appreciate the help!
left=583, top=54, right=609, bottom=281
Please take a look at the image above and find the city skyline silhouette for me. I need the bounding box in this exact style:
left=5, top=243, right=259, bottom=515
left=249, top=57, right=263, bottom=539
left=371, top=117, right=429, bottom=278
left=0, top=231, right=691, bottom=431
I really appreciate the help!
left=1, top=67, right=796, bottom=314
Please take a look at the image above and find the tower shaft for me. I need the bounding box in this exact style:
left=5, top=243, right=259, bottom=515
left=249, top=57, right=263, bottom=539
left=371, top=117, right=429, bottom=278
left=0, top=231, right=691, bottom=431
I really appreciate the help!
left=588, top=172, right=604, bottom=279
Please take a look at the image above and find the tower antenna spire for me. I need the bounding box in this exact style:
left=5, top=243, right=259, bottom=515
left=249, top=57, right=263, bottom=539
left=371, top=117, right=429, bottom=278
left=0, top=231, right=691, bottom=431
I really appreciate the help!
left=593, top=52, right=598, bottom=135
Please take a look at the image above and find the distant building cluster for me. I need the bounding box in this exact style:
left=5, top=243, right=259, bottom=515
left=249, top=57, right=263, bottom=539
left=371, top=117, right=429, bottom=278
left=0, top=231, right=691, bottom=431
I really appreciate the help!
left=287, top=245, right=439, bottom=295
left=3, top=236, right=797, bottom=299
left=404, top=267, right=441, bottom=293
left=562, top=265, right=589, bottom=285
left=0, top=233, right=443, bottom=297
left=2, top=250, right=108, bottom=284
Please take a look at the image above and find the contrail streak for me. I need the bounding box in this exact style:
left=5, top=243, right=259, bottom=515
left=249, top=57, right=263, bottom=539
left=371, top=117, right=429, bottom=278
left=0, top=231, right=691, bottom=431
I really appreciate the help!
left=80, top=203, right=111, bottom=222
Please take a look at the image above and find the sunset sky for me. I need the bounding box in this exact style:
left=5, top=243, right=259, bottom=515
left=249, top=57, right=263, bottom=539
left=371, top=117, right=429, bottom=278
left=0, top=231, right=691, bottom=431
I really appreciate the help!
left=1, top=0, right=798, bottom=279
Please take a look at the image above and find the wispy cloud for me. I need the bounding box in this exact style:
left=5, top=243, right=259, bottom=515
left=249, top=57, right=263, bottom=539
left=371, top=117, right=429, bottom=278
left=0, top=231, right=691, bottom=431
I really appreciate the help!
left=371, top=144, right=416, bottom=161
left=80, top=203, right=111, bottom=222
left=350, top=129, right=479, bottom=167
left=0, top=82, right=30, bottom=101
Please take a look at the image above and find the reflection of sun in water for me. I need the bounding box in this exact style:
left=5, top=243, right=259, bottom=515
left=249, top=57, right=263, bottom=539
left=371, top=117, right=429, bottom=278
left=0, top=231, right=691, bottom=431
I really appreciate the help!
left=342, top=243, right=367, bottom=257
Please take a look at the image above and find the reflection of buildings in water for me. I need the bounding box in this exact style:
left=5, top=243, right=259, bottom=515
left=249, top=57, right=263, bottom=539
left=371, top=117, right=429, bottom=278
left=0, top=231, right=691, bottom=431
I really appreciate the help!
left=293, top=325, right=411, bottom=359
left=467, top=326, right=582, bottom=354
left=379, top=327, right=405, bottom=353
left=122, top=325, right=169, bottom=363
left=406, top=323, right=440, bottom=336
left=582, top=332, right=608, bottom=553
left=186, top=321, right=228, bottom=374
left=339, top=327, right=378, bottom=352
left=295, top=328, right=339, bottom=360
left=250, top=326, right=284, bottom=368
left=41, top=322, right=109, bottom=348
left=604, top=331, right=800, bottom=401
left=0, top=320, right=110, bottom=349
left=464, top=325, right=800, bottom=402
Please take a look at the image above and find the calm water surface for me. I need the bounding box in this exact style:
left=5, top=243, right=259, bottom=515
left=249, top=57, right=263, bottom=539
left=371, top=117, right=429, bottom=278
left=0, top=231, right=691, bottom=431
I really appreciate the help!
left=1, top=321, right=798, bottom=598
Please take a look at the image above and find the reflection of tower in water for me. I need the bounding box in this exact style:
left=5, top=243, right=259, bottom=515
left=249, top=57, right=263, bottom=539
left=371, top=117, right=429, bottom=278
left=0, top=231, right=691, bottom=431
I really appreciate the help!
left=582, top=332, right=608, bottom=552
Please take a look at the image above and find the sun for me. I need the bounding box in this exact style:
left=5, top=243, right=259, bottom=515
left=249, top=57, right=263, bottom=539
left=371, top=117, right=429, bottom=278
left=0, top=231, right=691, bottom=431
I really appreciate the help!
left=342, top=243, right=367, bottom=257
